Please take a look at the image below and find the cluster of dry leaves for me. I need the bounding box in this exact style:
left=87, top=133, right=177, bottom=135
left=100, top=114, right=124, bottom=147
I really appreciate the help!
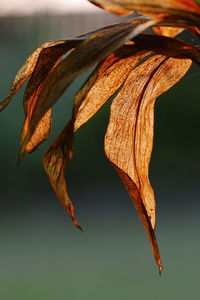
left=1, top=0, right=200, bottom=273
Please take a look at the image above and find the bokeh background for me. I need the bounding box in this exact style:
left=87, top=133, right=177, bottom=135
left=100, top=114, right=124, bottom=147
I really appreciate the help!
left=0, top=1, right=200, bottom=299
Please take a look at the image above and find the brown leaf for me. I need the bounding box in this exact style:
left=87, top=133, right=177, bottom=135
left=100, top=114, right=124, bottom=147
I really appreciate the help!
left=0, top=35, right=102, bottom=151
left=0, top=41, right=70, bottom=111
left=2, top=0, right=199, bottom=273
left=74, top=48, right=150, bottom=131
left=88, top=0, right=200, bottom=16
left=0, top=35, right=93, bottom=113
left=23, top=109, right=52, bottom=153
left=18, top=17, right=159, bottom=162
left=114, top=165, right=163, bottom=274
left=42, top=46, right=148, bottom=229
left=21, top=42, right=78, bottom=153
left=73, top=34, right=200, bottom=132
left=74, top=33, right=200, bottom=132
left=42, top=119, right=82, bottom=230
left=132, top=34, right=200, bottom=63
left=104, top=54, right=191, bottom=271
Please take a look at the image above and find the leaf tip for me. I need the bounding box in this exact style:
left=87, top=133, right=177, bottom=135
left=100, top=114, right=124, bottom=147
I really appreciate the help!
left=159, top=265, right=163, bottom=276
left=68, top=202, right=83, bottom=231
left=74, top=221, right=83, bottom=232
left=17, top=145, right=26, bottom=165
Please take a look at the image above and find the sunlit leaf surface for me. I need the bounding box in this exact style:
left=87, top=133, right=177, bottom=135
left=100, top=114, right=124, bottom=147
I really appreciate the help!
left=1, top=0, right=200, bottom=274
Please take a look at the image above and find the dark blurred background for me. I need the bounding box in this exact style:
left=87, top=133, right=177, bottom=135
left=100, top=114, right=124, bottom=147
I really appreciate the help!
left=0, top=4, right=200, bottom=300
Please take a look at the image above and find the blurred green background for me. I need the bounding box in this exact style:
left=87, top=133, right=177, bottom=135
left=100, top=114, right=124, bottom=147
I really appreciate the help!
left=0, top=13, right=200, bottom=300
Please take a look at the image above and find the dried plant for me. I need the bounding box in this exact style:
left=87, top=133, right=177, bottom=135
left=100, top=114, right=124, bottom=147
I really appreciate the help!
left=1, top=0, right=200, bottom=274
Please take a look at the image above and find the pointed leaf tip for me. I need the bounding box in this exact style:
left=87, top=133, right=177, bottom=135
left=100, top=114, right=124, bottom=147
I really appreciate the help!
left=159, top=265, right=163, bottom=276
left=18, top=141, right=28, bottom=164
left=42, top=120, right=82, bottom=230
left=68, top=202, right=83, bottom=231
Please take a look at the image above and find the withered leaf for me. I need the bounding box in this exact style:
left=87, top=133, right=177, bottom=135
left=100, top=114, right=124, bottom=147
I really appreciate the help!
left=0, top=41, right=71, bottom=111
left=0, top=39, right=83, bottom=152
left=104, top=55, right=191, bottom=271
left=74, top=48, right=150, bottom=131
left=132, top=34, right=200, bottom=64
left=88, top=0, right=200, bottom=16
left=42, top=119, right=82, bottom=230
left=18, top=17, right=159, bottom=162
left=21, top=42, right=78, bottom=153
left=0, top=34, right=101, bottom=113
left=1, top=0, right=200, bottom=274
left=42, top=47, right=148, bottom=229
left=0, top=37, right=88, bottom=152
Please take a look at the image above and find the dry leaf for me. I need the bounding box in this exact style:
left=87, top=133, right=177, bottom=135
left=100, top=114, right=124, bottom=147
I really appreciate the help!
left=104, top=55, right=191, bottom=271
left=74, top=48, right=149, bottom=131
left=132, top=34, right=200, bottom=63
left=21, top=42, right=76, bottom=152
left=42, top=119, right=82, bottom=230
left=0, top=41, right=72, bottom=111
left=18, top=17, right=158, bottom=161
left=88, top=0, right=200, bottom=16
left=1, top=0, right=200, bottom=274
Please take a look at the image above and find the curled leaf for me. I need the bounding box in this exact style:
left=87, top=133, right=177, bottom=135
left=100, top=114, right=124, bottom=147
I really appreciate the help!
left=0, top=41, right=69, bottom=111
left=0, top=38, right=83, bottom=152
left=104, top=54, right=191, bottom=270
left=21, top=41, right=78, bottom=152
left=18, top=17, right=158, bottom=162
left=42, top=119, right=82, bottom=230
left=42, top=47, right=148, bottom=229
left=1, top=0, right=200, bottom=274
left=74, top=48, right=149, bottom=131
left=114, top=165, right=163, bottom=274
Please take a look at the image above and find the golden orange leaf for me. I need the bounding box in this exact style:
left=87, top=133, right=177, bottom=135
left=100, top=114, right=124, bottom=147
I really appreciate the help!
left=18, top=17, right=158, bottom=162
left=42, top=47, right=148, bottom=229
left=104, top=55, right=191, bottom=271
left=74, top=49, right=149, bottom=131
left=1, top=1, right=200, bottom=274
left=88, top=0, right=200, bottom=15
left=21, top=42, right=76, bottom=152
left=42, top=119, right=82, bottom=230
left=0, top=41, right=71, bottom=111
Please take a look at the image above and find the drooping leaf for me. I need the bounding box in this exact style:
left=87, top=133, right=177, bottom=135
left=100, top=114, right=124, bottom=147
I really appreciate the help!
left=0, top=41, right=71, bottom=111
left=1, top=0, right=200, bottom=274
left=74, top=34, right=200, bottom=131
left=0, top=39, right=84, bottom=152
left=42, top=119, right=82, bottom=230
left=21, top=42, right=77, bottom=153
left=74, top=48, right=150, bottom=131
left=104, top=54, right=191, bottom=271
left=18, top=17, right=159, bottom=162
left=42, top=47, right=149, bottom=229
left=0, top=32, right=106, bottom=112
left=23, top=109, right=52, bottom=153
